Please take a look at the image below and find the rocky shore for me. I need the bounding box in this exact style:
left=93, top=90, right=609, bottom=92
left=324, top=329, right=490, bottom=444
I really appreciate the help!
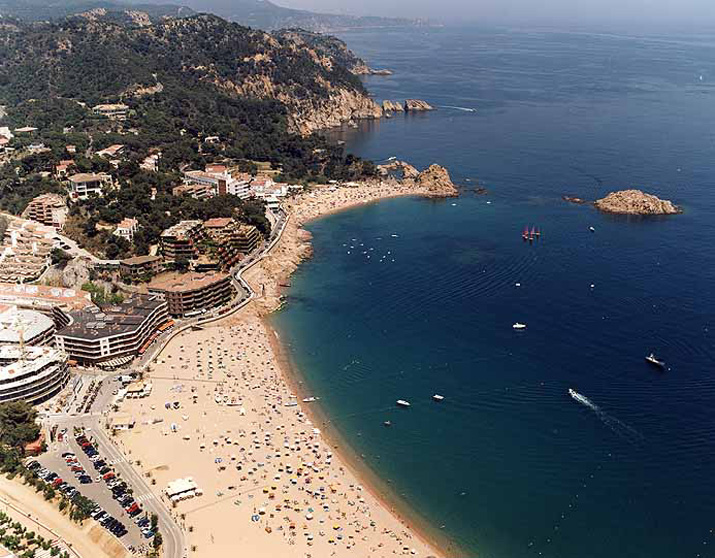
left=594, top=189, right=680, bottom=215
left=382, top=99, right=434, bottom=113
left=245, top=165, right=458, bottom=313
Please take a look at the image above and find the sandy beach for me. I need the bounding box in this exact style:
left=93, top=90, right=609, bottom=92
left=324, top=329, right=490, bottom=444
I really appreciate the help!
left=110, top=175, right=458, bottom=558
left=0, top=476, right=129, bottom=558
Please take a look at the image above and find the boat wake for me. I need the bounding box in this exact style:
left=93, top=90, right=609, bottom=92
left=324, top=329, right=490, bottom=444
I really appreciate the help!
left=569, top=389, right=643, bottom=443
left=440, top=105, right=476, bottom=112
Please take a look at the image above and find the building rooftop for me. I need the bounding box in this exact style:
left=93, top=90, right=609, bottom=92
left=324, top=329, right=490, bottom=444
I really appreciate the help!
left=0, top=345, right=67, bottom=383
left=0, top=283, right=92, bottom=312
left=97, top=144, right=124, bottom=157
left=68, top=172, right=109, bottom=184
left=160, top=220, right=203, bottom=239
left=116, top=217, right=138, bottom=229
left=0, top=306, right=54, bottom=344
left=28, top=193, right=66, bottom=206
left=203, top=217, right=233, bottom=229
left=57, top=294, right=166, bottom=340
left=148, top=271, right=229, bottom=294
left=121, top=255, right=161, bottom=266
left=93, top=104, right=128, bottom=111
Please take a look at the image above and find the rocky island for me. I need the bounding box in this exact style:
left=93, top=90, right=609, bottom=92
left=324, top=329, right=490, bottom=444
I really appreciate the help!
left=594, top=189, right=681, bottom=215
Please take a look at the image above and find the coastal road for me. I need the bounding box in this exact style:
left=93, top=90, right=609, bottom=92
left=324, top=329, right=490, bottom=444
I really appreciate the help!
left=45, top=408, right=186, bottom=558
left=91, top=425, right=185, bottom=558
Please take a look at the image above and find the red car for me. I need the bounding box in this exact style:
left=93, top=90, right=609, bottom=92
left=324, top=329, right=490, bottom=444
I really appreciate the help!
left=52, top=478, right=63, bottom=487
left=102, top=472, right=115, bottom=481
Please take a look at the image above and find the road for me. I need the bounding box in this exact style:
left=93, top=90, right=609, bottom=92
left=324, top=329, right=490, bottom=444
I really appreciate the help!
left=41, top=208, right=289, bottom=558
left=44, top=377, right=186, bottom=558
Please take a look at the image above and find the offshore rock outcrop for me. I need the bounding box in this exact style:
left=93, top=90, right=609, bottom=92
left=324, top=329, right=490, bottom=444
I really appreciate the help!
left=594, top=189, right=680, bottom=215
left=412, top=164, right=459, bottom=197
left=382, top=100, right=404, bottom=113
left=562, top=195, right=588, bottom=204
left=404, top=99, right=434, bottom=111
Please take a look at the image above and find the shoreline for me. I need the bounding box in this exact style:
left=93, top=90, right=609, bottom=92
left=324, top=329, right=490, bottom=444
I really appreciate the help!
left=265, top=317, right=464, bottom=558
left=246, top=172, right=463, bottom=556
left=110, top=172, right=460, bottom=558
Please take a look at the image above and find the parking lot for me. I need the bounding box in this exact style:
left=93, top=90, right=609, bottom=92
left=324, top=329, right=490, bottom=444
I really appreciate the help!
left=34, top=426, right=158, bottom=553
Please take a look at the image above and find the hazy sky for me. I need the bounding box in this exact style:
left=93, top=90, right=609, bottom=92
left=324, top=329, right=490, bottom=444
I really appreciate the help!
left=276, top=0, right=713, bottom=28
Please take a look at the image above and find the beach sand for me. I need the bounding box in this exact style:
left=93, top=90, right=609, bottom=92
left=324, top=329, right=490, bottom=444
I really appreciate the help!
left=0, top=476, right=129, bottom=558
left=111, top=178, right=457, bottom=558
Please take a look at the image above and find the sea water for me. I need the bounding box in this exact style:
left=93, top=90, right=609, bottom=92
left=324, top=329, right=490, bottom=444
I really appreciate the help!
left=273, top=26, right=715, bottom=558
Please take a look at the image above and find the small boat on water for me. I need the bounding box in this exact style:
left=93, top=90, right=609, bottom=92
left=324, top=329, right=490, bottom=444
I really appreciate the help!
left=589, top=226, right=595, bottom=232
left=432, top=394, right=444, bottom=402
left=302, top=396, right=319, bottom=403
left=396, top=399, right=411, bottom=408
left=513, top=323, right=527, bottom=330
left=645, top=353, right=666, bottom=369
left=383, top=421, right=392, bottom=427
left=522, top=226, right=529, bottom=241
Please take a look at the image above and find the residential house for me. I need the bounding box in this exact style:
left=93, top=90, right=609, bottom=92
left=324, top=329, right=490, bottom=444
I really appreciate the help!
left=67, top=173, right=113, bottom=201
left=92, top=104, right=129, bottom=120
left=113, top=217, right=139, bottom=242
left=96, top=144, right=125, bottom=159
left=54, top=160, right=75, bottom=179
left=119, top=255, right=163, bottom=281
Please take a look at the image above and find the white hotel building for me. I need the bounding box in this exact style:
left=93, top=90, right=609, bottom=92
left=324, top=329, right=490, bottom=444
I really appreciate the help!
left=182, top=169, right=251, bottom=199
left=0, top=346, right=70, bottom=404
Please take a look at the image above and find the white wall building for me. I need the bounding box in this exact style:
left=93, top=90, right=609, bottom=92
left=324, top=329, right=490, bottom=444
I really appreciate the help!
left=113, top=217, right=139, bottom=243
left=183, top=169, right=251, bottom=199
left=67, top=173, right=112, bottom=201
left=0, top=345, right=70, bottom=404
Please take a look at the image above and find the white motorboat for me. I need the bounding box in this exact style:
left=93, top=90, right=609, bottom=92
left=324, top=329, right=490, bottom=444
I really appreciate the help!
left=302, top=396, right=319, bottom=403
left=432, top=394, right=444, bottom=402
left=513, top=323, right=527, bottom=330
left=396, top=399, right=411, bottom=408
left=645, top=353, right=666, bottom=369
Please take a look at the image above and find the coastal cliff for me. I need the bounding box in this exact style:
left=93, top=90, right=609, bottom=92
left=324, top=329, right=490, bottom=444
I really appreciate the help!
left=288, top=89, right=383, bottom=135
left=594, top=190, right=680, bottom=215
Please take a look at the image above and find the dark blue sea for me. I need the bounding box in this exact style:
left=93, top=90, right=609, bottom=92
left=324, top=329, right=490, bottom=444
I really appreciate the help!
left=272, top=26, right=715, bottom=558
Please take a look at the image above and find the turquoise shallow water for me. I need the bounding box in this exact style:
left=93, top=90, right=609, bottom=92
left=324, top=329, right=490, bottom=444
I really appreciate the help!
left=273, top=27, right=715, bottom=558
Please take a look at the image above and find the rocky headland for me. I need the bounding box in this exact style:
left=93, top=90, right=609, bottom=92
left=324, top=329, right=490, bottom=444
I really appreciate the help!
left=594, top=189, right=680, bottom=215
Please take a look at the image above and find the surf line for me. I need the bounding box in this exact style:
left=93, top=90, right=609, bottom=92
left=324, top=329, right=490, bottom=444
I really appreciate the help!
left=569, top=389, right=644, bottom=443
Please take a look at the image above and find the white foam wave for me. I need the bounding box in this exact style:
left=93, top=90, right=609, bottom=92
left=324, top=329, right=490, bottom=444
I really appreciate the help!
left=570, top=390, right=643, bottom=443
left=440, top=105, right=476, bottom=112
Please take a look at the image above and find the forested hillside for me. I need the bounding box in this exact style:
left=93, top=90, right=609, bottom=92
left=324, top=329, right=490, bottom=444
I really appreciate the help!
left=0, top=11, right=379, bottom=259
